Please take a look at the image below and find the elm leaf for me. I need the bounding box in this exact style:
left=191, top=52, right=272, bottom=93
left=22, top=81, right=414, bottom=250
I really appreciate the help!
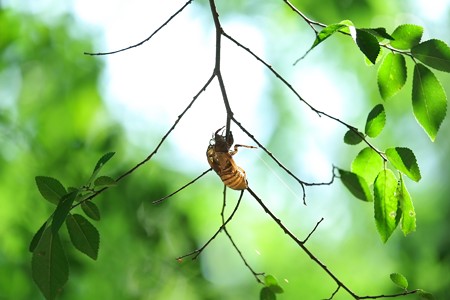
left=374, top=169, right=399, bottom=243
left=344, top=129, right=363, bottom=145
left=264, top=275, right=284, bottom=294
left=81, top=201, right=101, bottom=221
left=51, top=191, right=78, bottom=234
left=260, top=287, right=276, bottom=300
left=93, top=176, right=116, bottom=188
left=35, top=176, right=66, bottom=205
left=32, top=227, right=68, bottom=300
left=377, top=53, right=407, bottom=100
left=93, top=152, right=115, bottom=174
left=390, top=273, right=409, bottom=290
left=66, top=214, right=99, bottom=260
left=386, top=147, right=421, bottom=182
left=297, top=23, right=347, bottom=61
left=339, top=169, right=372, bottom=202
left=390, top=24, right=423, bottom=50
left=355, top=29, right=380, bottom=64
left=411, top=39, right=450, bottom=72
left=351, top=147, right=384, bottom=185
left=412, top=64, right=447, bottom=141
left=396, top=175, right=416, bottom=235
left=29, top=221, right=48, bottom=252
left=365, top=104, right=386, bottom=137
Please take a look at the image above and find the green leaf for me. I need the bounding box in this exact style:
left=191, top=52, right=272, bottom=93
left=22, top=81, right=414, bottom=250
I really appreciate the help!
left=32, top=227, right=69, bottom=300
left=93, top=152, right=115, bottom=174
left=374, top=169, right=399, bottom=243
left=93, top=175, right=117, bottom=187
left=351, top=147, right=384, bottom=185
left=343, top=129, right=363, bottom=145
left=66, top=214, right=100, bottom=260
left=81, top=201, right=101, bottom=221
left=339, top=169, right=372, bottom=202
left=29, top=221, right=48, bottom=252
left=418, top=290, right=435, bottom=300
left=264, top=275, right=284, bottom=294
left=51, top=191, right=78, bottom=234
left=339, top=20, right=356, bottom=38
left=390, top=272, right=409, bottom=289
left=35, top=176, right=67, bottom=205
left=411, top=39, right=450, bottom=72
left=396, top=175, right=416, bottom=235
left=412, top=63, right=447, bottom=141
left=390, top=24, right=423, bottom=50
left=377, top=53, right=407, bottom=100
left=365, top=104, right=386, bottom=137
left=260, top=287, right=276, bottom=300
left=313, top=24, right=346, bottom=47
left=363, top=27, right=394, bottom=41
left=296, top=23, right=346, bottom=62
left=355, top=29, right=380, bottom=64
left=386, top=147, right=421, bottom=182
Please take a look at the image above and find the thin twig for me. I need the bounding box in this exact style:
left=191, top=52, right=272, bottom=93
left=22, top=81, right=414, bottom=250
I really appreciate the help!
left=84, top=0, right=193, bottom=56
left=358, top=290, right=421, bottom=299
left=72, top=73, right=215, bottom=209
left=246, top=186, right=359, bottom=298
left=223, top=32, right=385, bottom=161
left=152, top=168, right=212, bottom=204
left=282, top=0, right=325, bottom=33
left=177, top=189, right=243, bottom=261
left=208, top=0, right=233, bottom=139
left=302, top=217, right=324, bottom=244
left=232, top=116, right=336, bottom=205
left=325, top=285, right=341, bottom=300
left=220, top=189, right=264, bottom=284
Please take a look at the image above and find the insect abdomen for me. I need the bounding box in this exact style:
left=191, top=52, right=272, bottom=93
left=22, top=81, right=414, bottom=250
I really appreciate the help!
left=220, top=163, right=247, bottom=190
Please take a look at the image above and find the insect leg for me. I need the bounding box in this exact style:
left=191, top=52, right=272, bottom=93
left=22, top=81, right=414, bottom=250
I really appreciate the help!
left=230, top=144, right=257, bottom=155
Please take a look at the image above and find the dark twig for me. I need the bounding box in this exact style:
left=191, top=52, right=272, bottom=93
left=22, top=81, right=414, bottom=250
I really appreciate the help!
left=72, top=73, right=215, bottom=209
left=220, top=189, right=264, bottom=284
left=246, top=186, right=359, bottom=298
left=282, top=0, right=325, bottom=33
left=208, top=0, right=233, bottom=138
left=357, top=290, right=421, bottom=299
left=152, top=168, right=212, bottom=204
left=324, top=285, right=341, bottom=300
left=115, top=73, right=214, bottom=183
left=222, top=225, right=265, bottom=284
left=176, top=188, right=243, bottom=261
left=283, top=0, right=416, bottom=66
left=302, top=217, right=324, bottom=244
left=232, top=116, right=336, bottom=205
left=223, top=32, right=385, bottom=161
left=84, top=0, right=193, bottom=56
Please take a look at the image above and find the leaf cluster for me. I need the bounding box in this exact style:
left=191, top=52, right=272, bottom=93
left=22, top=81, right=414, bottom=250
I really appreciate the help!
left=339, top=105, right=420, bottom=242
left=300, top=21, right=448, bottom=243
left=30, top=153, right=116, bottom=300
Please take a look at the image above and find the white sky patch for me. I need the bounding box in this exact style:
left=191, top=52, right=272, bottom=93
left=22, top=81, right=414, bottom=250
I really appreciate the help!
left=72, top=0, right=269, bottom=173
left=413, top=0, right=450, bottom=21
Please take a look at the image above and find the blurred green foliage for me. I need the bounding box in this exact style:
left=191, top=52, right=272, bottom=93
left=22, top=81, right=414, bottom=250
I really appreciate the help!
left=1, top=1, right=450, bottom=300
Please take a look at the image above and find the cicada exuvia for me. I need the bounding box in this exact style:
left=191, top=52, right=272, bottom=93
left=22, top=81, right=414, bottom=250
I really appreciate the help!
left=206, top=127, right=256, bottom=190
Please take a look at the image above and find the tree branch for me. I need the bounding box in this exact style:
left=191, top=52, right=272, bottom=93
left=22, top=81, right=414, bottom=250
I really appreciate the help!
left=177, top=188, right=244, bottom=261
left=84, top=0, right=193, bottom=56
left=223, top=32, right=386, bottom=162
left=152, top=168, right=212, bottom=204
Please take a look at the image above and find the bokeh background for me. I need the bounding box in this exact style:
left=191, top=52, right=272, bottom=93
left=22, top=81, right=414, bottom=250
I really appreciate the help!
left=1, top=0, right=449, bottom=299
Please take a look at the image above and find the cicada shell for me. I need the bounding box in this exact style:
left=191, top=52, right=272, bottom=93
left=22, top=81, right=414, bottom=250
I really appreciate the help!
left=206, top=127, right=255, bottom=190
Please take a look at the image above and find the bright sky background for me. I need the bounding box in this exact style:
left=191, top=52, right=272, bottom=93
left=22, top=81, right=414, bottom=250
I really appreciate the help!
left=7, top=0, right=448, bottom=175
left=6, top=0, right=449, bottom=215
